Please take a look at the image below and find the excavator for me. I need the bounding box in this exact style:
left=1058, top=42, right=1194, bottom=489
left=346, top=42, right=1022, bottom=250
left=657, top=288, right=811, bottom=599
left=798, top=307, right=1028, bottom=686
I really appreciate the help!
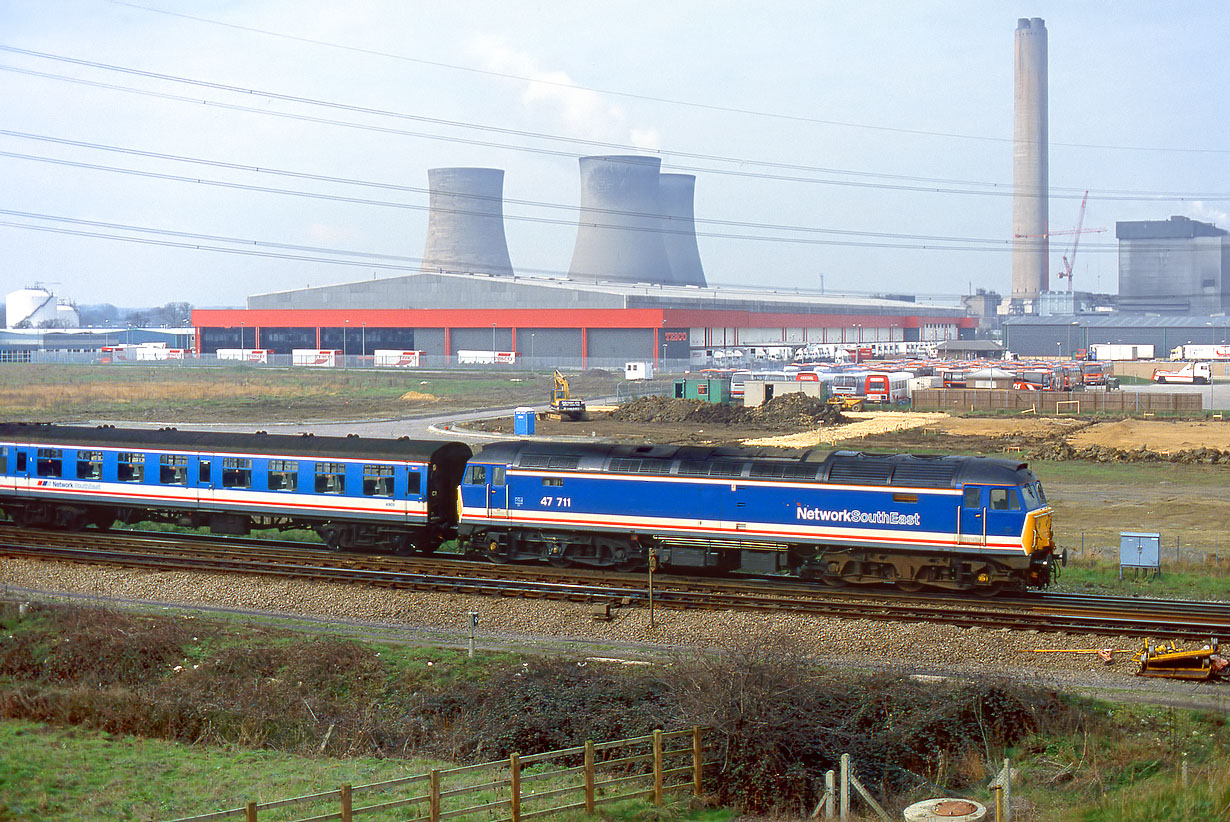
left=548, top=370, right=588, bottom=421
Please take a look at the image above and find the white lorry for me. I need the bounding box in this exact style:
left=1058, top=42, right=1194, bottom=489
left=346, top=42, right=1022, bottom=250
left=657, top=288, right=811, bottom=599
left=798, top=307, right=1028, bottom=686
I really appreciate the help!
left=1169, top=345, right=1230, bottom=361
left=1152, top=362, right=1212, bottom=385
left=1088, top=343, right=1154, bottom=361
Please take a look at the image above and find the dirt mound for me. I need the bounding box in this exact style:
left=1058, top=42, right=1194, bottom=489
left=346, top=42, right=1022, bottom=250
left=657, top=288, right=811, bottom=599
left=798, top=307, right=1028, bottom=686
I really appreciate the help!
left=609, top=394, right=848, bottom=430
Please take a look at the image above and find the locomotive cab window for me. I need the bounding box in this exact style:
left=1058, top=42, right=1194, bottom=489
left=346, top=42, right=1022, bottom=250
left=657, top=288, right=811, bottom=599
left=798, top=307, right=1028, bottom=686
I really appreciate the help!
left=962, top=487, right=981, bottom=508
left=118, top=452, right=144, bottom=482
left=77, top=451, right=103, bottom=480
left=491, top=466, right=505, bottom=486
left=222, top=458, right=252, bottom=489
left=363, top=465, right=395, bottom=497
left=36, top=448, right=62, bottom=477
left=160, top=454, right=188, bottom=485
left=465, top=465, right=486, bottom=485
left=268, top=459, right=298, bottom=492
left=315, top=462, right=346, bottom=494
left=989, top=488, right=1020, bottom=511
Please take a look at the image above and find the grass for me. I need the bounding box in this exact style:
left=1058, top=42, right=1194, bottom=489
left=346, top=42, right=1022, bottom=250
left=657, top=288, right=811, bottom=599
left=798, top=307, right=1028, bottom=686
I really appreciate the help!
left=1052, top=563, right=1230, bottom=599
left=0, top=719, right=724, bottom=822
left=0, top=364, right=621, bottom=423
left=994, top=702, right=1230, bottom=821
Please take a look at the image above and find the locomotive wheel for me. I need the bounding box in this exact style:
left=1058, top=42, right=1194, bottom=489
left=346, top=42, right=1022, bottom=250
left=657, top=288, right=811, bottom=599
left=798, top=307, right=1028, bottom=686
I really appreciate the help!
left=390, top=534, right=414, bottom=556
left=548, top=554, right=574, bottom=568
left=318, top=526, right=342, bottom=551
left=971, top=583, right=1003, bottom=598
left=895, top=580, right=924, bottom=593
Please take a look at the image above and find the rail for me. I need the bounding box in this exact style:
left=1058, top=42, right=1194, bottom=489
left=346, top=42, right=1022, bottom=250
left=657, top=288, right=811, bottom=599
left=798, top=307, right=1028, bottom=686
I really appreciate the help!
left=161, top=728, right=709, bottom=822
left=5, top=530, right=1230, bottom=638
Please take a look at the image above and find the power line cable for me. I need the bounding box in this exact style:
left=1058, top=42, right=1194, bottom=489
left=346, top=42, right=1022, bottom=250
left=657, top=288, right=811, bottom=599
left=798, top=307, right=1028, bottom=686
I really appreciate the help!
left=100, top=0, right=1230, bottom=156
left=3, top=62, right=1221, bottom=204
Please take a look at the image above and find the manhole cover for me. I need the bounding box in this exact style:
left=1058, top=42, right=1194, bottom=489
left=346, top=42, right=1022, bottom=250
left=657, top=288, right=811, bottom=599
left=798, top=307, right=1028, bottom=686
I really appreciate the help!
left=934, top=800, right=978, bottom=816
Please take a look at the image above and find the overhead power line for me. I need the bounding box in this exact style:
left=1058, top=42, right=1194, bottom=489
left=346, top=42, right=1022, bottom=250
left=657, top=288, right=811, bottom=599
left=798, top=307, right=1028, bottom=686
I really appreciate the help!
left=1, top=60, right=1222, bottom=203
left=102, top=0, right=1230, bottom=156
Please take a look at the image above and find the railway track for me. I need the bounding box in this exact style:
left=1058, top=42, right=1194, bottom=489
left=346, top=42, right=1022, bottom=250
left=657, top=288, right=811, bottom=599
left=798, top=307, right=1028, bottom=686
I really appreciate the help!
left=2, top=527, right=1228, bottom=639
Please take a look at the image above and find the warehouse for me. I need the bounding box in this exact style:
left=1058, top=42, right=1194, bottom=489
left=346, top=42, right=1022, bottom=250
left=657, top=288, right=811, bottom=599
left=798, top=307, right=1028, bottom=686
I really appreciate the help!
left=191, top=271, right=974, bottom=369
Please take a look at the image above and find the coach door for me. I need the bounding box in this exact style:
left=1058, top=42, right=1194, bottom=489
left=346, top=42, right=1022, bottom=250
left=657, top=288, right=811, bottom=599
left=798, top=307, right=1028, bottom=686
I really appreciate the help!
left=958, top=486, right=986, bottom=547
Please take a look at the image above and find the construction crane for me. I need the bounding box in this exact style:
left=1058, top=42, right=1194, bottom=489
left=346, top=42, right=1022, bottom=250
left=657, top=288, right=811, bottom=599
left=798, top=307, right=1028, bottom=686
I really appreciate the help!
left=1014, top=190, right=1104, bottom=292
left=1058, top=190, right=1091, bottom=292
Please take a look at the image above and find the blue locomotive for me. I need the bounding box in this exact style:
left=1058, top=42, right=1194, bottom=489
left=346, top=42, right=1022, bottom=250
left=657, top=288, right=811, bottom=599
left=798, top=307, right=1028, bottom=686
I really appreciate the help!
left=0, top=422, right=1060, bottom=593
left=458, top=441, right=1058, bottom=593
left=0, top=423, right=472, bottom=554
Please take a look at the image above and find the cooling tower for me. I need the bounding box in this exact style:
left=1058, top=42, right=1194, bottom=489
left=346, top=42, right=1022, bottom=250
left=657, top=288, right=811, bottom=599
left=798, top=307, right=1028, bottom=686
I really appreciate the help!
left=659, top=173, right=707, bottom=287
left=567, top=155, right=672, bottom=284
left=1012, top=17, right=1049, bottom=299
left=420, top=168, right=514, bottom=277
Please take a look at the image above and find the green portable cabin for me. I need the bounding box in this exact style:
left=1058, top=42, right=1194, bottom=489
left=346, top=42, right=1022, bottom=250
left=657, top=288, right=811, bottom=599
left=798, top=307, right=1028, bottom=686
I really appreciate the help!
left=673, top=377, right=732, bottom=404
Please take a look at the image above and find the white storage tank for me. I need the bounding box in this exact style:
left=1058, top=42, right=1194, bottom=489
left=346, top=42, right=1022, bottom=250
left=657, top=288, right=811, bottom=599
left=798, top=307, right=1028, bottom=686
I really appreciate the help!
left=6, top=287, right=58, bottom=328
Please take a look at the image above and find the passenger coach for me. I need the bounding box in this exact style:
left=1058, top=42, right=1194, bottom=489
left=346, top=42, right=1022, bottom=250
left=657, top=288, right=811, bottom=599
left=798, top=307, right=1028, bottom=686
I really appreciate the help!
left=459, top=441, right=1058, bottom=592
left=0, top=423, right=471, bottom=554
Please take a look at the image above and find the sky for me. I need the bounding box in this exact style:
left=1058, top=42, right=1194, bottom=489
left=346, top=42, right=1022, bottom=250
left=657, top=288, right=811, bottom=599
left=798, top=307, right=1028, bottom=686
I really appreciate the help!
left=2, top=1, right=1228, bottom=309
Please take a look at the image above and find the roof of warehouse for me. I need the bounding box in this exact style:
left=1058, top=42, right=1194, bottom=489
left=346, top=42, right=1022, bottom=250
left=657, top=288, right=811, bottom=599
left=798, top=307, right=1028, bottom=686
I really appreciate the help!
left=249, top=270, right=968, bottom=317
left=1003, top=313, right=1230, bottom=328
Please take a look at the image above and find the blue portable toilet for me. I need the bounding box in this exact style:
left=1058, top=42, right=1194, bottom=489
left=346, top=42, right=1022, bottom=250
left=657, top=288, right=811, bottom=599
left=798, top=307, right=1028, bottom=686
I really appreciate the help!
left=513, top=407, right=536, bottom=436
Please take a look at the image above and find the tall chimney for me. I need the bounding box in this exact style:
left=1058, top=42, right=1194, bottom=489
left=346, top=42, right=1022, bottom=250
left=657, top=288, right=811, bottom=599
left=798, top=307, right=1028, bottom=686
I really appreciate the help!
left=1012, top=17, right=1049, bottom=299
left=567, top=155, right=672, bottom=284
left=420, top=168, right=514, bottom=277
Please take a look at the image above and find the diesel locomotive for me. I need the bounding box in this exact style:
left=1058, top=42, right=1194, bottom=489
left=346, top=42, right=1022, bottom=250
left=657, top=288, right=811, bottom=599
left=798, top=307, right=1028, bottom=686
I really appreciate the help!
left=0, top=423, right=1059, bottom=593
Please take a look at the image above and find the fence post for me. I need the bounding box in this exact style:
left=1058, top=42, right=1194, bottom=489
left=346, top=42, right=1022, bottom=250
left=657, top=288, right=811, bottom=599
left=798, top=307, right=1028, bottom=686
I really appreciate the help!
left=584, top=739, right=595, bottom=813
left=825, top=769, right=836, bottom=819
left=840, top=753, right=850, bottom=821
left=510, top=753, right=521, bottom=822
left=245, top=801, right=257, bottom=822
left=340, top=784, right=352, bottom=822
left=691, top=726, right=703, bottom=797
left=429, top=769, right=441, bottom=822
left=652, top=729, right=664, bottom=806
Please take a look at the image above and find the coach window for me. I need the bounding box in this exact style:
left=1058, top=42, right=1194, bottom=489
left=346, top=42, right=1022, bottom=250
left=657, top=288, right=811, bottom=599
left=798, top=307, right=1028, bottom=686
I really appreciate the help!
left=363, top=465, right=394, bottom=497
left=989, top=488, right=1020, bottom=511
left=962, top=487, right=981, bottom=508
left=268, top=460, right=298, bottom=492
left=222, top=457, right=252, bottom=489
left=406, top=471, right=421, bottom=495
left=77, top=451, right=103, bottom=480
left=36, top=448, right=62, bottom=477
left=0, top=447, right=6, bottom=473
left=315, top=462, right=346, bottom=494
left=118, top=452, right=144, bottom=482
left=159, top=454, right=188, bottom=485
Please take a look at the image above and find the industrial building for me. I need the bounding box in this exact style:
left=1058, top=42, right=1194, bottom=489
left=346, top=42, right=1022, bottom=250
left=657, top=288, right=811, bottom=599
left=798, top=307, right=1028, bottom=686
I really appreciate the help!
left=193, top=271, right=973, bottom=367
left=1116, top=216, right=1230, bottom=314
left=1002, top=313, right=1230, bottom=358
left=191, top=153, right=971, bottom=366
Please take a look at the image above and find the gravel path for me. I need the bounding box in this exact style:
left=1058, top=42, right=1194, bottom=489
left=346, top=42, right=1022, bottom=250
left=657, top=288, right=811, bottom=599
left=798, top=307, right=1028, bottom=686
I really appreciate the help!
left=4, top=558, right=1225, bottom=710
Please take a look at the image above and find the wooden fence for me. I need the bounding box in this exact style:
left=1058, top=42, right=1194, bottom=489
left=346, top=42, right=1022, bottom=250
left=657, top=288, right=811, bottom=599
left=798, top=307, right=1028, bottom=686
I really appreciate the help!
left=164, top=727, right=709, bottom=822
left=912, top=388, right=1203, bottom=414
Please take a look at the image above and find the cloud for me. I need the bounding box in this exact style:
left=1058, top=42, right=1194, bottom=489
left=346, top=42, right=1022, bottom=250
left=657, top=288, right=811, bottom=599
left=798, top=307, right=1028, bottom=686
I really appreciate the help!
left=468, top=35, right=661, bottom=149
left=1185, top=201, right=1230, bottom=229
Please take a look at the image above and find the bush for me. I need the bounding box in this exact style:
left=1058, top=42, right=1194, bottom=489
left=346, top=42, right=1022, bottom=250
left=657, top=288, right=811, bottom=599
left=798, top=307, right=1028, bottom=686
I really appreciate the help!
left=665, top=633, right=1077, bottom=815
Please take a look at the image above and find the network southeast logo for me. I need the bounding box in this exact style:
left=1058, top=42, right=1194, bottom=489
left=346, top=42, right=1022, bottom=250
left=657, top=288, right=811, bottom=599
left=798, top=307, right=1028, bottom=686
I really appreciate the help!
left=796, top=506, right=920, bottom=526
